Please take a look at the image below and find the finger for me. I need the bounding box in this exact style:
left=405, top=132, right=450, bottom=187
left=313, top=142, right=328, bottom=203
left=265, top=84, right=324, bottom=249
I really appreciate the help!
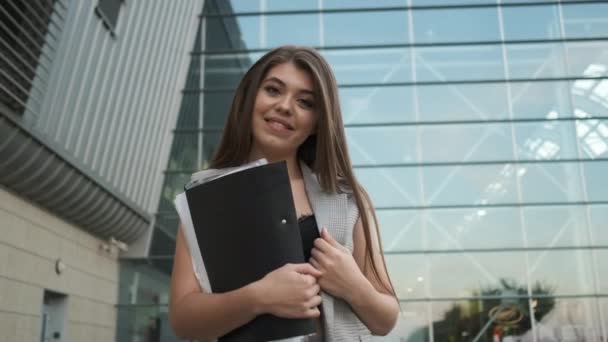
left=303, top=307, right=321, bottom=318
left=309, top=257, right=321, bottom=270
left=306, top=294, right=322, bottom=308
left=293, top=263, right=322, bottom=277
left=321, top=227, right=339, bottom=247
left=313, top=237, right=333, bottom=253
left=301, top=274, right=316, bottom=286
left=310, top=248, right=325, bottom=263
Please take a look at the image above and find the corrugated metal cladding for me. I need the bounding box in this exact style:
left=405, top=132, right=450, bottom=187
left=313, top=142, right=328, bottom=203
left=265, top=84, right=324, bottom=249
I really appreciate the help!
left=0, top=0, right=203, bottom=244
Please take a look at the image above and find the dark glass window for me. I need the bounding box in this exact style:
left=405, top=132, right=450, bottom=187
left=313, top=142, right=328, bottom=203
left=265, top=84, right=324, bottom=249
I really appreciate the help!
left=95, top=0, right=122, bottom=35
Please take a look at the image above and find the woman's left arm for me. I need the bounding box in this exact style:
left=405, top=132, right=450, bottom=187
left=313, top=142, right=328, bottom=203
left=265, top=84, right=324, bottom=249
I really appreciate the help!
left=310, top=217, right=400, bottom=335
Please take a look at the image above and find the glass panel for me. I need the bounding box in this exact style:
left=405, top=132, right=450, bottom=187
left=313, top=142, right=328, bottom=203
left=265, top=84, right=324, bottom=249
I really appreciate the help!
left=346, top=127, right=417, bottom=166
left=385, top=254, right=429, bottom=299
left=425, top=207, right=524, bottom=250
left=204, top=54, right=257, bottom=89
left=201, top=131, right=223, bottom=167
left=533, top=298, right=603, bottom=341
left=203, top=90, right=237, bottom=127
left=379, top=210, right=423, bottom=252
left=528, top=250, right=595, bottom=295
left=514, top=120, right=578, bottom=160
left=150, top=228, right=177, bottom=256
left=565, top=41, right=608, bottom=79
left=205, top=16, right=261, bottom=50
left=415, top=45, right=505, bottom=82
left=266, top=14, right=320, bottom=47
left=340, top=86, right=415, bottom=124
left=511, top=81, right=572, bottom=120
left=519, top=162, right=584, bottom=203
left=582, top=161, right=608, bottom=201
left=412, top=0, right=494, bottom=4
left=576, top=118, right=608, bottom=159
left=562, top=3, right=608, bottom=39
left=502, top=5, right=561, bottom=41
left=523, top=206, right=589, bottom=248
left=413, top=7, right=500, bottom=44
left=420, top=123, right=513, bottom=163
left=355, top=167, right=421, bottom=207
left=324, top=11, right=409, bottom=46
left=383, top=302, right=430, bottom=342
left=506, top=44, right=567, bottom=79
left=167, top=133, right=199, bottom=171
left=429, top=252, right=527, bottom=298
left=221, top=0, right=260, bottom=13
left=597, top=250, right=608, bottom=293
left=323, top=48, right=412, bottom=84
left=324, top=0, right=406, bottom=9
left=265, top=0, right=318, bottom=11
left=422, top=164, right=519, bottom=206
left=589, top=205, right=608, bottom=245
left=417, top=83, right=510, bottom=121
left=431, top=299, right=534, bottom=341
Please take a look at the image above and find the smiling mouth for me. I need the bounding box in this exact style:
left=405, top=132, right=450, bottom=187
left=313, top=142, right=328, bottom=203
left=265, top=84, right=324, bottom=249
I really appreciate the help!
left=264, top=118, right=294, bottom=131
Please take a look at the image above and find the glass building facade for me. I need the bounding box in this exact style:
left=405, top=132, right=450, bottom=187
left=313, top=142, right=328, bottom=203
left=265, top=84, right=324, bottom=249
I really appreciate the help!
left=151, top=1, right=608, bottom=340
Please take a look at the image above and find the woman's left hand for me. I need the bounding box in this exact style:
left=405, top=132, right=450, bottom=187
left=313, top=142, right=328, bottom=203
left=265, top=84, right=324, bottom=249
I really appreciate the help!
left=309, top=228, right=368, bottom=301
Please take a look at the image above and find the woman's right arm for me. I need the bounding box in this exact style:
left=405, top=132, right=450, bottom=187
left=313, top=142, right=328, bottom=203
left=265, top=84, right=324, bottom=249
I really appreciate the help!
left=169, top=224, right=322, bottom=340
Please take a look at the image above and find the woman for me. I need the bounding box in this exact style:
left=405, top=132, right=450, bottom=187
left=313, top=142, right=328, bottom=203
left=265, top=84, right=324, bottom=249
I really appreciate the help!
left=169, top=46, right=399, bottom=341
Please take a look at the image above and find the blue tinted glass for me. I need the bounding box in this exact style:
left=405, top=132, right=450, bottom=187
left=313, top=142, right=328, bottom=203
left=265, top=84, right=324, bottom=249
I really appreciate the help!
left=528, top=250, right=595, bottom=295
left=563, top=3, right=608, bottom=39
left=413, top=7, right=500, bottom=43
left=266, top=14, right=320, bottom=47
left=565, top=42, right=608, bottom=78
left=323, top=48, right=412, bottom=84
left=510, top=81, right=572, bottom=119
left=506, top=44, right=567, bottom=79
left=425, top=207, right=524, bottom=250
left=420, top=123, right=513, bottom=162
left=324, top=0, right=406, bottom=9
left=599, top=251, right=608, bottom=294
left=417, top=83, right=510, bottom=121
left=223, top=0, right=259, bottom=13
left=355, top=167, right=421, bottom=207
left=583, top=161, right=608, bottom=201
left=346, top=127, right=417, bottom=165
left=589, top=205, right=608, bottom=245
left=265, top=0, right=317, bottom=11
left=429, top=252, right=527, bottom=297
left=415, top=45, right=505, bottom=82
left=323, top=11, right=410, bottom=46
left=502, top=5, right=561, bottom=40
left=340, top=86, right=416, bottom=124
left=423, top=164, right=519, bottom=206
left=385, top=254, right=429, bottom=299
left=519, top=163, right=584, bottom=203
left=514, top=121, right=578, bottom=160
left=523, top=206, right=589, bottom=247
left=205, top=16, right=261, bottom=50
left=378, top=210, right=424, bottom=251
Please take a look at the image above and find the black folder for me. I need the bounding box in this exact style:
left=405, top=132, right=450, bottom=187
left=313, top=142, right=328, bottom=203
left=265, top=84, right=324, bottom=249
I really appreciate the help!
left=185, top=161, right=316, bottom=342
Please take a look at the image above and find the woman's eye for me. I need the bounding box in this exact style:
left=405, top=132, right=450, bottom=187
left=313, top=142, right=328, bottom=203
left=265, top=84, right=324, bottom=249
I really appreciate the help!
left=298, top=99, right=314, bottom=109
left=265, top=86, right=279, bottom=95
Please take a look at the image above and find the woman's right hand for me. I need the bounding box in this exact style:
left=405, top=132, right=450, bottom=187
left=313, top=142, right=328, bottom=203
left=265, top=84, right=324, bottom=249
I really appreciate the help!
left=252, top=263, right=323, bottom=319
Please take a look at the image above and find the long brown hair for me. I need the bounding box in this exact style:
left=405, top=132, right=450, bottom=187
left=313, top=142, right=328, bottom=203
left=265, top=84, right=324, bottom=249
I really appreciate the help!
left=211, top=46, right=396, bottom=296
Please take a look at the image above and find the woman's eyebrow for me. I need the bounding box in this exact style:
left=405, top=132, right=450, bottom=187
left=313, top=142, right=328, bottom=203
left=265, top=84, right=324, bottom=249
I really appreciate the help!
left=263, top=76, right=314, bottom=95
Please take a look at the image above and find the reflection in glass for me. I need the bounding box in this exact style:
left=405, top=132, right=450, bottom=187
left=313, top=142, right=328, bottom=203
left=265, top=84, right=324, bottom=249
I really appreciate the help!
left=597, top=250, right=608, bottom=293
left=429, top=252, right=527, bottom=298
left=589, top=205, right=608, bottom=245
left=562, top=3, right=608, bottom=39
left=510, top=81, right=571, bottom=119
left=506, top=44, right=566, bottom=79
left=422, top=164, right=519, bottom=206
left=502, top=5, right=561, bottom=41
left=519, top=163, right=584, bottom=203
left=378, top=210, right=423, bottom=251
left=523, top=206, right=589, bottom=248
left=355, top=167, right=421, bottom=207
left=565, top=41, right=608, bottom=78
left=425, top=207, right=524, bottom=250
left=415, top=45, right=505, bottom=82
left=420, top=123, right=513, bottom=163
left=340, top=86, right=415, bottom=124
left=514, top=120, right=578, bottom=160
left=385, top=254, right=428, bottom=299
left=533, top=298, right=603, bottom=341
left=528, top=250, right=595, bottom=295
left=266, top=14, right=320, bottom=48
left=413, top=7, right=500, bottom=44
left=323, top=48, right=412, bottom=85
left=385, top=302, right=429, bottom=342
left=324, top=11, right=409, bottom=46
left=582, top=161, right=608, bottom=202
left=346, top=126, right=416, bottom=165
left=417, top=83, right=510, bottom=121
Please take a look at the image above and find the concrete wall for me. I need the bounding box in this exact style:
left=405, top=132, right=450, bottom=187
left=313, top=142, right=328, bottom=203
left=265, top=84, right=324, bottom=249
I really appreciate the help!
left=0, top=186, right=120, bottom=341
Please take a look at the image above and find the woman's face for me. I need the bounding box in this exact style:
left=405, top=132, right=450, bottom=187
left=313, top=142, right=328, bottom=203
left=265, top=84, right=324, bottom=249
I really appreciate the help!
left=250, top=62, right=319, bottom=160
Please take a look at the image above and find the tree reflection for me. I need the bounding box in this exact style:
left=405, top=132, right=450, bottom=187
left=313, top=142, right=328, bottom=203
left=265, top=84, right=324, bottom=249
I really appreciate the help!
left=410, top=279, right=555, bottom=342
